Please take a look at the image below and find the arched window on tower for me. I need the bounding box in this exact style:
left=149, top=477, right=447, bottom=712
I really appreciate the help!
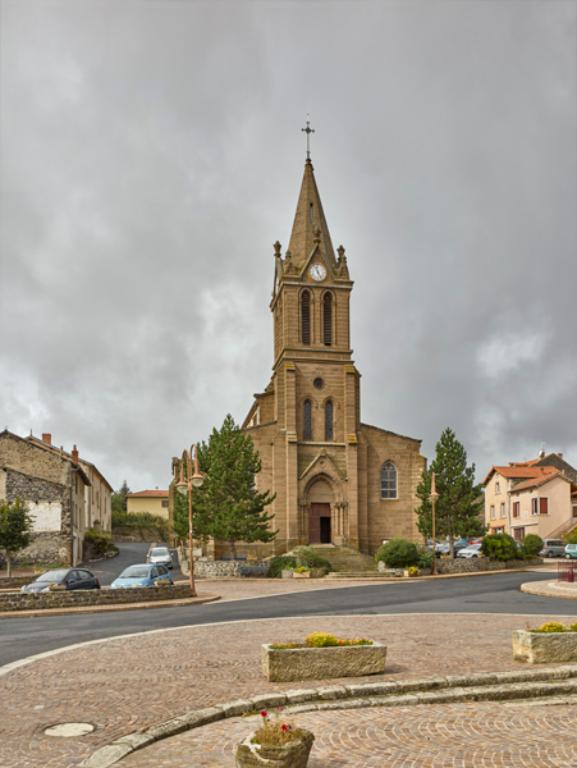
left=325, top=399, right=334, bottom=441
left=303, top=399, right=312, bottom=440
left=301, top=290, right=311, bottom=345
left=323, top=292, right=333, bottom=346
left=380, top=461, right=397, bottom=499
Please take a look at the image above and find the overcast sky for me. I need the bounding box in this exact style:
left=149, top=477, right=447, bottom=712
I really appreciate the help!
left=1, top=0, right=576, bottom=492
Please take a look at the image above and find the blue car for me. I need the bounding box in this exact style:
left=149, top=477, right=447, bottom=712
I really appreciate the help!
left=564, top=544, right=577, bottom=560
left=111, top=563, right=174, bottom=589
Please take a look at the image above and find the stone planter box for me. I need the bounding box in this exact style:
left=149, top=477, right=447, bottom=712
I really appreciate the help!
left=281, top=569, right=294, bottom=579
left=292, top=571, right=311, bottom=579
left=513, top=629, right=577, bottom=664
left=262, top=642, right=387, bottom=682
left=236, top=729, right=314, bottom=768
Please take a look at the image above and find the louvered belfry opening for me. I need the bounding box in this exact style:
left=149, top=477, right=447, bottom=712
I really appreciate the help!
left=323, top=292, right=332, bottom=346
left=301, top=290, right=311, bottom=345
left=303, top=399, right=312, bottom=440
left=325, top=399, right=334, bottom=441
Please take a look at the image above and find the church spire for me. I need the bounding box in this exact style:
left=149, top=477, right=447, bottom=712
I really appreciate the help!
left=287, top=159, right=336, bottom=271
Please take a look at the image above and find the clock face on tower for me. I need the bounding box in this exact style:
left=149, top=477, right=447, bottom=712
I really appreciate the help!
left=309, top=263, right=327, bottom=282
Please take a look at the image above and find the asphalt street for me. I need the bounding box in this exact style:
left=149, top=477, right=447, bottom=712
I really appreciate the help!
left=86, top=541, right=182, bottom=585
left=1, top=571, right=575, bottom=667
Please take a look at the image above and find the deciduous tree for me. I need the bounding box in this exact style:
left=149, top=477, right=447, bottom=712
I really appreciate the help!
left=0, top=498, right=33, bottom=576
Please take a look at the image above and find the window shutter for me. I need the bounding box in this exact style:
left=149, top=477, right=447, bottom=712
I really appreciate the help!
left=325, top=400, right=333, bottom=441
left=539, top=497, right=548, bottom=515
left=323, top=293, right=332, bottom=346
left=301, top=291, right=311, bottom=345
left=303, top=399, right=312, bottom=440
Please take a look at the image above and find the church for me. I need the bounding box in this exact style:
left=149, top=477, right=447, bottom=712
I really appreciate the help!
left=241, top=149, right=426, bottom=556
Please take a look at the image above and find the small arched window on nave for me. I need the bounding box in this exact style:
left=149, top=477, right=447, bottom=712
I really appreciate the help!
left=323, top=292, right=333, bottom=346
left=325, top=399, right=334, bottom=441
left=380, top=461, right=397, bottom=499
left=301, top=290, right=311, bottom=345
left=303, top=399, right=312, bottom=440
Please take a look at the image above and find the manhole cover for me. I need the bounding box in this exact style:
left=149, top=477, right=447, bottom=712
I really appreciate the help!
left=44, top=722, right=95, bottom=738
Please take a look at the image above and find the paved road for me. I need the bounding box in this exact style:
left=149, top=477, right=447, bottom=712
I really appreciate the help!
left=1, top=571, right=575, bottom=667
left=85, top=542, right=182, bottom=585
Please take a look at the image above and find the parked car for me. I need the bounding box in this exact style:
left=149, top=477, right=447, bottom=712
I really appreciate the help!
left=20, top=568, right=100, bottom=594
left=564, top=544, right=577, bottom=560
left=540, top=539, right=566, bottom=558
left=146, top=545, right=173, bottom=569
left=456, top=543, right=483, bottom=559
left=111, top=564, right=174, bottom=589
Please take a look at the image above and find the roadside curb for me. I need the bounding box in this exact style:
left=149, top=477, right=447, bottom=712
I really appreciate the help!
left=81, top=664, right=577, bottom=768
left=521, top=581, right=577, bottom=601
left=0, top=593, right=220, bottom=619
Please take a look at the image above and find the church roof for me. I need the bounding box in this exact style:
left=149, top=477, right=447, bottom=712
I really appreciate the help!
left=287, top=159, right=337, bottom=270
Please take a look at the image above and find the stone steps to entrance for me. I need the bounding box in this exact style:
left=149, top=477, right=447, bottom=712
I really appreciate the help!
left=302, top=545, right=378, bottom=574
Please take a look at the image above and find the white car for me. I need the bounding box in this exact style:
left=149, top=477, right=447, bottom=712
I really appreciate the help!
left=456, top=543, right=483, bottom=559
left=146, top=546, right=173, bottom=569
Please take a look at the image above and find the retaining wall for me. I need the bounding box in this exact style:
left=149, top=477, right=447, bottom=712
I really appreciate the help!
left=0, top=584, right=192, bottom=612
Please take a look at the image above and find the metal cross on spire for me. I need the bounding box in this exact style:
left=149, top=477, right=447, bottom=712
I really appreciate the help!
left=301, top=117, right=315, bottom=161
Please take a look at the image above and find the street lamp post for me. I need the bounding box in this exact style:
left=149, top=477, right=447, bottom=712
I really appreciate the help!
left=176, top=444, right=204, bottom=597
left=430, top=471, right=439, bottom=576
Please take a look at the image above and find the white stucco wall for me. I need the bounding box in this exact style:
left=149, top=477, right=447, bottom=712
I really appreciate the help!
left=28, top=501, right=62, bottom=532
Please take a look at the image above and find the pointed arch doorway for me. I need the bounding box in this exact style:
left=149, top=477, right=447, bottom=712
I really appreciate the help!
left=308, top=478, right=333, bottom=544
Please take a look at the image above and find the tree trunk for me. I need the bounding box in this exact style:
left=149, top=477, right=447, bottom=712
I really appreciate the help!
left=230, top=541, right=237, bottom=560
left=6, top=553, right=12, bottom=578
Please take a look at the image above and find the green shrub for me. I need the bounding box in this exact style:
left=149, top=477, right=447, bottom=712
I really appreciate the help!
left=294, top=547, right=333, bottom=573
left=268, top=555, right=297, bottom=578
left=83, top=529, right=118, bottom=559
left=521, top=534, right=544, bottom=558
left=565, top=529, right=577, bottom=545
left=111, top=510, right=168, bottom=540
left=417, top=550, right=434, bottom=569
left=534, top=622, right=566, bottom=633
left=375, top=538, right=419, bottom=568
left=481, top=533, right=518, bottom=561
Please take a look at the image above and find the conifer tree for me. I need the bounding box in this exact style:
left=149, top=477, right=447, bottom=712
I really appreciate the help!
left=416, top=428, right=484, bottom=554
left=193, top=415, right=276, bottom=558
left=0, top=498, right=33, bottom=576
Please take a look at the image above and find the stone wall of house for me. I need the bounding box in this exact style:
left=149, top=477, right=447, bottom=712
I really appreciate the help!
left=0, top=584, right=193, bottom=612
left=3, top=467, right=72, bottom=565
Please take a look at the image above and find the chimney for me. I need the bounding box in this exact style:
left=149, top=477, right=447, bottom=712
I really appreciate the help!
left=558, top=452, right=564, bottom=459
left=42, top=433, right=52, bottom=446
left=71, top=445, right=79, bottom=464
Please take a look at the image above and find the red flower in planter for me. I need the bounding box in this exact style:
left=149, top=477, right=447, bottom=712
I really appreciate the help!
left=260, top=710, right=268, bottom=718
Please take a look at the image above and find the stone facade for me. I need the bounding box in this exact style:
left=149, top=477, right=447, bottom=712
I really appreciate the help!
left=239, top=159, right=426, bottom=556
left=0, top=430, right=112, bottom=566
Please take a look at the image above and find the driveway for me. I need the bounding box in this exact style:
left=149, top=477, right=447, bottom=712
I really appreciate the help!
left=83, top=541, right=182, bottom=586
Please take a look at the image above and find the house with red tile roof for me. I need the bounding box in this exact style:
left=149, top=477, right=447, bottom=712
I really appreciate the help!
left=126, top=489, right=169, bottom=520
left=483, top=453, right=577, bottom=542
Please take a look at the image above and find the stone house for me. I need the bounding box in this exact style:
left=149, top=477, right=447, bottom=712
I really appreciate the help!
left=127, top=489, right=169, bottom=520
left=172, top=156, right=426, bottom=558
left=0, top=430, right=112, bottom=565
left=484, top=452, right=577, bottom=542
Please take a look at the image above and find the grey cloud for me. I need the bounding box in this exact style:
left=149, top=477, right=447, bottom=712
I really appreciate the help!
left=1, top=0, right=575, bottom=490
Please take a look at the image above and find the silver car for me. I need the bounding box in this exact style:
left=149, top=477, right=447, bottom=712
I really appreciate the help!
left=146, top=546, right=173, bottom=569
left=456, top=543, right=483, bottom=559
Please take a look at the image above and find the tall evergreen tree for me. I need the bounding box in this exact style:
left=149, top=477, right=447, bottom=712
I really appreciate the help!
left=416, top=428, right=484, bottom=554
left=112, top=480, right=130, bottom=515
left=0, top=498, right=33, bottom=576
left=192, top=414, right=276, bottom=558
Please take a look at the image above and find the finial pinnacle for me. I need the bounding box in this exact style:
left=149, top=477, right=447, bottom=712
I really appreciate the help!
left=273, top=240, right=282, bottom=256
left=301, top=116, right=315, bottom=161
